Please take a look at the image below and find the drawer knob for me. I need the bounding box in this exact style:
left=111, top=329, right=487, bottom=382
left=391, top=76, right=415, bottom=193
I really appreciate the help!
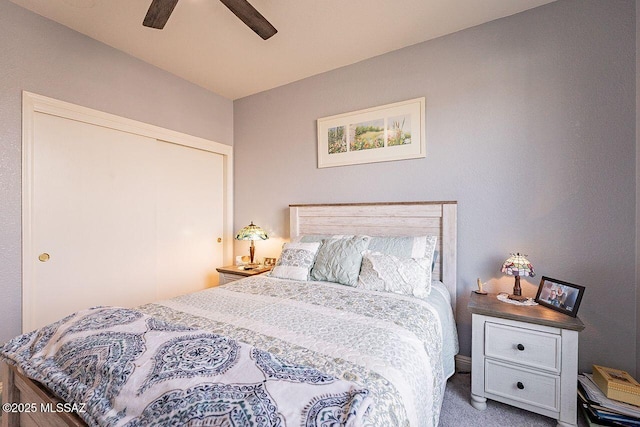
left=517, top=344, right=525, bottom=351
left=517, top=381, right=525, bottom=390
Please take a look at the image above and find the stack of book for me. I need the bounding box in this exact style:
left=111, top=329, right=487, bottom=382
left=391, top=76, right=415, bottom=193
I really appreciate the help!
left=578, top=373, right=640, bottom=426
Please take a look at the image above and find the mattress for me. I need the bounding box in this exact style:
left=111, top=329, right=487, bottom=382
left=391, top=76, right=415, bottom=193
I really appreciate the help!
left=429, top=280, right=459, bottom=379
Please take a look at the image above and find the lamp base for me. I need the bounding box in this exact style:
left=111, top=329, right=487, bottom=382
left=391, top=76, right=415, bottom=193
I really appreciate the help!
left=243, top=263, right=260, bottom=270
left=510, top=275, right=525, bottom=301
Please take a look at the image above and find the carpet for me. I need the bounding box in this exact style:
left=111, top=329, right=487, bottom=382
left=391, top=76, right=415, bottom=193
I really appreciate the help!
left=440, top=372, right=588, bottom=426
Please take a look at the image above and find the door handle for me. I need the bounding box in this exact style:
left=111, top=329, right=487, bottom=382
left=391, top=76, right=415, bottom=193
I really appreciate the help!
left=38, top=253, right=50, bottom=262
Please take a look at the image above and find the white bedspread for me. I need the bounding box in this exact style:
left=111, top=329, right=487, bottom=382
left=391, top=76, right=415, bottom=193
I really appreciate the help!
left=141, top=276, right=457, bottom=426
left=1, top=276, right=458, bottom=427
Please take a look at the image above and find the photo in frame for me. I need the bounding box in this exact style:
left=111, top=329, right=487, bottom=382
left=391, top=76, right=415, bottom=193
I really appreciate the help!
left=317, top=97, right=426, bottom=168
left=534, top=276, right=585, bottom=317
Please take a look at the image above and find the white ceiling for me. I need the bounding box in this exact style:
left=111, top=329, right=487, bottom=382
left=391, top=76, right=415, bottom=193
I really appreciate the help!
left=11, top=0, right=556, bottom=100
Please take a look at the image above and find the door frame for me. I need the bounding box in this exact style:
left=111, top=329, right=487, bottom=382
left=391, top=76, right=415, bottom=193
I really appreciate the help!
left=22, top=91, right=234, bottom=332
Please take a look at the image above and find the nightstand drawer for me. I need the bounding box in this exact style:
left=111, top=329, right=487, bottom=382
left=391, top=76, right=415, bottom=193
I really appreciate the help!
left=485, top=359, right=560, bottom=412
left=485, top=322, right=560, bottom=373
left=219, top=272, right=245, bottom=285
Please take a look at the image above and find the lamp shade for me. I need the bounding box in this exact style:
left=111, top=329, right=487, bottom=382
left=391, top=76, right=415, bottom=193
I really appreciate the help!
left=235, top=222, right=268, bottom=267
left=501, top=253, right=535, bottom=277
left=235, top=222, right=268, bottom=241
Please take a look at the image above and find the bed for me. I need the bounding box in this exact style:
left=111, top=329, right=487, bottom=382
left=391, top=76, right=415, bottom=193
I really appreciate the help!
left=1, top=201, right=458, bottom=427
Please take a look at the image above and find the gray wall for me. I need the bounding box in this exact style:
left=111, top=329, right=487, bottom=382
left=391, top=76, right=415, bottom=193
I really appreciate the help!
left=636, top=0, right=640, bottom=379
left=234, top=0, right=638, bottom=374
left=1, top=0, right=637, bottom=376
left=0, top=0, right=233, bottom=343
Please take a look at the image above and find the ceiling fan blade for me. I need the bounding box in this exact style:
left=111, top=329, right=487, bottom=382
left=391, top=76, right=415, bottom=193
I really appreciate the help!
left=143, top=0, right=179, bottom=29
left=219, top=0, right=277, bottom=40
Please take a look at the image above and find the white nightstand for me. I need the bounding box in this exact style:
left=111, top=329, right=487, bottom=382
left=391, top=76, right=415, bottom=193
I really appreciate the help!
left=216, top=265, right=272, bottom=285
left=468, top=292, right=585, bottom=427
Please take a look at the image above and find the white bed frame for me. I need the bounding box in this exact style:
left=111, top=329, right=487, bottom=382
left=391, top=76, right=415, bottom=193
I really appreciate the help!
left=1, top=201, right=457, bottom=427
left=290, top=201, right=458, bottom=313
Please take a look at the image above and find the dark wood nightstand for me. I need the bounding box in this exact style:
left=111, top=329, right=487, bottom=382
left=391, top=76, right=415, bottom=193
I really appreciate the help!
left=216, top=265, right=272, bottom=285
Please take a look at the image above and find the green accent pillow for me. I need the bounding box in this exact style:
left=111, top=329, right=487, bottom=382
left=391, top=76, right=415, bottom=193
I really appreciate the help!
left=310, top=236, right=371, bottom=286
left=368, top=235, right=437, bottom=259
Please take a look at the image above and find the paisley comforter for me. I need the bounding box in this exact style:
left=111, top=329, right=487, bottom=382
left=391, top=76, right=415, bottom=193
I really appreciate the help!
left=0, top=276, right=458, bottom=427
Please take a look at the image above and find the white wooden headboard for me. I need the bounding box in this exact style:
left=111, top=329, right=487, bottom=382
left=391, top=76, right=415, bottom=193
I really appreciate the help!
left=289, top=201, right=457, bottom=313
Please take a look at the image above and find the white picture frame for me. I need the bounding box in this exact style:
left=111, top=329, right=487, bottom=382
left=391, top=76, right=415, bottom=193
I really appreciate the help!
left=317, top=97, right=426, bottom=168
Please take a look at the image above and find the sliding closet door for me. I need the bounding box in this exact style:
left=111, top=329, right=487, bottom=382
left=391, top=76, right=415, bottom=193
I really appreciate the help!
left=24, top=111, right=224, bottom=332
left=155, top=141, right=224, bottom=300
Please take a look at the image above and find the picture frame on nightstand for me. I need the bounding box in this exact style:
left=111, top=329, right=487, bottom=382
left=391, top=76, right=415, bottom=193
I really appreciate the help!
left=534, top=276, right=585, bottom=317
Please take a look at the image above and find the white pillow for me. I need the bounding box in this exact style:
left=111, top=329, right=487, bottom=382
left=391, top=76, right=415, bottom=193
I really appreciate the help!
left=270, top=242, right=321, bottom=281
left=357, top=251, right=432, bottom=297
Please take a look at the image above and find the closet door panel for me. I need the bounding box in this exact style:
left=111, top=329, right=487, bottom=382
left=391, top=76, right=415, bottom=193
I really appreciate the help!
left=155, top=141, right=224, bottom=300
left=28, top=112, right=159, bottom=331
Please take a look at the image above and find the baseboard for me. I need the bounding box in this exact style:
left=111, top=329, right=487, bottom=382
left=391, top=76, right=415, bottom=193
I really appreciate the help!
left=455, top=354, right=471, bottom=373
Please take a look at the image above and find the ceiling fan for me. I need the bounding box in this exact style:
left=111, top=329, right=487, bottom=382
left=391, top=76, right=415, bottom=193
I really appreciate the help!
left=143, top=0, right=277, bottom=40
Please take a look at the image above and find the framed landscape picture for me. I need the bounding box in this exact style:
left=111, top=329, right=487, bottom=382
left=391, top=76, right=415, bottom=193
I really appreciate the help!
left=317, top=97, right=426, bottom=168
